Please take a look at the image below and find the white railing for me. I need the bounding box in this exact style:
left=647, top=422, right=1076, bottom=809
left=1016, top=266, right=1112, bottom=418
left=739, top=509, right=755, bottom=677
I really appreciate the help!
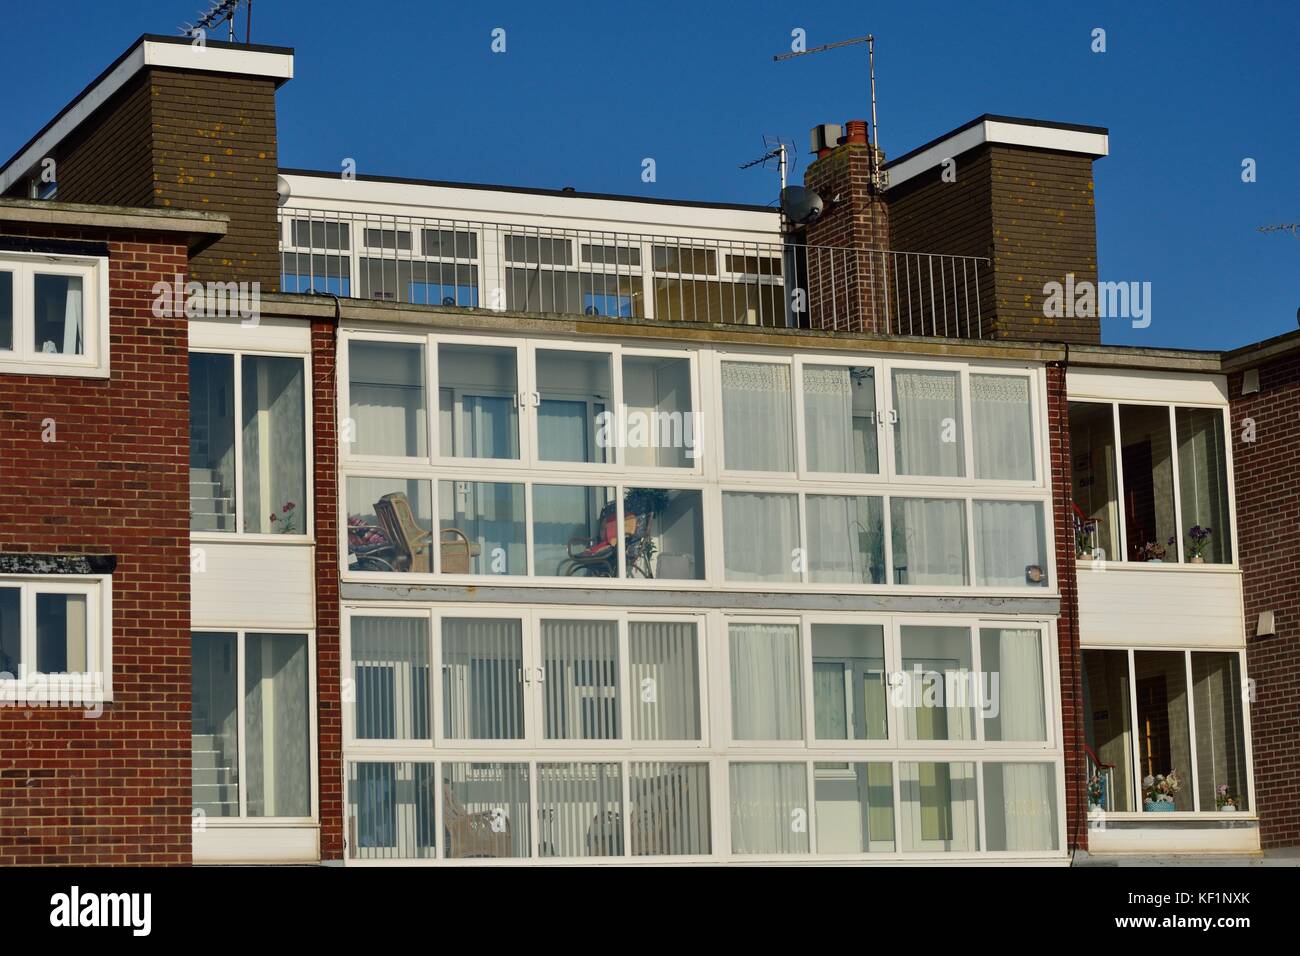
left=278, top=207, right=990, bottom=338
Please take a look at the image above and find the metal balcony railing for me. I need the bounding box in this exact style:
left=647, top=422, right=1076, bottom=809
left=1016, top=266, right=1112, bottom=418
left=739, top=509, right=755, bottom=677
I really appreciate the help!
left=278, top=207, right=990, bottom=338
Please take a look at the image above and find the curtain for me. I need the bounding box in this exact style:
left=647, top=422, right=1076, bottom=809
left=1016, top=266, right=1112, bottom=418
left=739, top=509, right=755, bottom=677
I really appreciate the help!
left=973, top=500, right=1046, bottom=587
left=723, top=492, right=799, bottom=582
left=893, top=369, right=963, bottom=477
left=1176, top=408, right=1231, bottom=562
left=242, top=356, right=306, bottom=533
left=729, top=623, right=802, bottom=740
left=891, top=497, right=967, bottom=585
left=806, top=495, right=883, bottom=584
left=540, top=619, right=620, bottom=740
left=244, top=633, right=311, bottom=818
left=629, top=621, right=701, bottom=740
left=351, top=616, right=430, bottom=740
left=803, top=365, right=877, bottom=473
left=441, top=618, right=525, bottom=740
left=348, top=341, right=426, bottom=457
left=630, top=762, right=711, bottom=856
left=536, top=762, right=623, bottom=857
left=971, top=374, right=1034, bottom=479
left=63, top=277, right=83, bottom=354
left=981, top=628, right=1046, bottom=741
left=730, top=763, right=809, bottom=854
left=538, top=399, right=590, bottom=462
left=721, top=361, right=794, bottom=471
left=985, top=763, right=1057, bottom=851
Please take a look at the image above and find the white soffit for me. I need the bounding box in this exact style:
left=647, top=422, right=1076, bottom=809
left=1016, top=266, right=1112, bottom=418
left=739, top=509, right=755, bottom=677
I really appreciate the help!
left=884, top=118, right=1109, bottom=190
left=0, top=39, right=294, bottom=194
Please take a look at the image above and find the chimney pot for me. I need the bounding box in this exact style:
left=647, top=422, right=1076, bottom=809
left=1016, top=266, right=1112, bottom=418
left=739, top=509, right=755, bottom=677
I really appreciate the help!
left=843, top=120, right=869, bottom=146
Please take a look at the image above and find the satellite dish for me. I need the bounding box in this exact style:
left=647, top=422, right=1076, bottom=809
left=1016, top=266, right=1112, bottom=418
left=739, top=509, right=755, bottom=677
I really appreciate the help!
left=276, top=175, right=291, bottom=207
left=781, top=185, right=824, bottom=224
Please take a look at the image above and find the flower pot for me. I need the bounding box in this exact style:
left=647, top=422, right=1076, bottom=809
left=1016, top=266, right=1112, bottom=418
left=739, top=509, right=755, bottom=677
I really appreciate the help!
left=1190, top=555, right=1204, bottom=564
left=1220, top=803, right=1237, bottom=812
left=1143, top=798, right=1176, bottom=812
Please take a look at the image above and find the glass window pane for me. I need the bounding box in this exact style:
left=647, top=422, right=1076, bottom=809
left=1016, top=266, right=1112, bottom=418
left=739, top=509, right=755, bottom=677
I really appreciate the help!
left=631, top=487, right=703, bottom=580
left=346, top=477, right=433, bottom=573
left=630, top=762, right=711, bottom=856
left=730, top=763, right=809, bottom=855
left=1133, top=651, right=1194, bottom=810
left=815, top=763, right=895, bottom=853
left=537, top=762, right=624, bottom=858
left=190, top=353, right=236, bottom=532
left=347, top=762, right=437, bottom=860
left=804, top=365, right=879, bottom=474
left=983, top=763, right=1059, bottom=851
left=621, top=355, right=695, bottom=467
left=536, top=349, right=612, bottom=463
left=534, top=485, right=616, bottom=577
left=33, top=273, right=84, bottom=355
left=723, top=491, right=799, bottom=582
left=900, top=626, right=975, bottom=741
left=980, top=628, right=1046, bottom=741
left=900, top=761, right=978, bottom=851
left=444, top=762, right=531, bottom=859
left=438, top=343, right=519, bottom=459
left=812, top=624, right=887, bottom=741
left=729, top=623, right=802, bottom=740
left=441, top=618, right=525, bottom=740
left=1069, top=401, right=1119, bottom=561
left=629, top=621, right=701, bottom=741
left=351, top=616, right=430, bottom=740
left=1191, top=653, right=1249, bottom=811
left=348, top=341, right=427, bottom=457
left=245, top=633, right=310, bottom=818
left=721, top=361, right=793, bottom=471
left=242, top=356, right=307, bottom=534
left=0, top=588, right=18, bottom=677
left=890, top=497, right=969, bottom=586
left=893, top=368, right=964, bottom=477
left=1120, top=404, right=1178, bottom=562
left=0, top=270, right=13, bottom=350
left=1082, top=648, right=1135, bottom=812
left=1175, top=407, right=1232, bottom=564
left=35, top=593, right=87, bottom=673
left=438, top=480, right=525, bottom=575
left=807, top=495, right=885, bottom=584
left=973, top=500, right=1048, bottom=587
left=971, top=374, right=1035, bottom=480
left=192, top=632, right=239, bottom=818
left=540, top=619, right=620, bottom=741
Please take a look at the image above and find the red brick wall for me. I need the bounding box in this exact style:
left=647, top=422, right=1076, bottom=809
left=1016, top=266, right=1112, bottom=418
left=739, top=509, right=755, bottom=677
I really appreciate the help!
left=1048, top=362, right=1087, bottom=851
left=0, top=225, right=191, bottom=865
left=1228, top=354, right=1300, bottom=848
left=310, top=318, right=341, bottom=860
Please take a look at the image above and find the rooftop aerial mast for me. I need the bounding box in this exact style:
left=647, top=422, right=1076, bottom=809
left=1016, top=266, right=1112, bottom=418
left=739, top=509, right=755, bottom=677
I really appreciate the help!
left=181, top=0, right=253, bottom=44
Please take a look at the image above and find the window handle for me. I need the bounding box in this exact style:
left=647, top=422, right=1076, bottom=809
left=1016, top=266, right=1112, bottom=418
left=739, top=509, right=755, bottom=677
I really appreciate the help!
left=535, top=666, right=546, bottom=683
left=530, top=391, right=541, bottom=408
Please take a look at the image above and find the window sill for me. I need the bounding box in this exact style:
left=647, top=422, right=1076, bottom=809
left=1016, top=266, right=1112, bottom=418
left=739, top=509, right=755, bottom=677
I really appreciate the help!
left=0, top=355, right=109, bottom=379
left=191, top=532, right=315, bottom=546
left=0, top=674, right=111, bottom=708
left=1074, top=560, right=1239, bottom=573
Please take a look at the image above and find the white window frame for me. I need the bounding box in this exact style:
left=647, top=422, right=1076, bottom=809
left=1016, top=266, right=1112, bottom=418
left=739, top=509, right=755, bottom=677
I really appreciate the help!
left=189, top=347, right=314, bottom=541
left=192, top=627, right=319, bottom=826
left=0, top=252, right=109, bottom=377
left=0, top=574, right=112, bottom=701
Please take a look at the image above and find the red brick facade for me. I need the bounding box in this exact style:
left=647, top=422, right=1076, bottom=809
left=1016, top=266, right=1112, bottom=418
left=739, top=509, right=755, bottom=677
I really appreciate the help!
left=1048, top=362, right=1087, bottom=851
left=0, top=224, right=192, bottom=865
left=310, top=318, right=342, bottom=860
left=1228, top=349, right=1300, bottom=849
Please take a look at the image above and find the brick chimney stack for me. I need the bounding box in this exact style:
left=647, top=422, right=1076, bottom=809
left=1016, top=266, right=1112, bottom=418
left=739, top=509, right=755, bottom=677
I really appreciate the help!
left=800, top=119, right=890, bottom=333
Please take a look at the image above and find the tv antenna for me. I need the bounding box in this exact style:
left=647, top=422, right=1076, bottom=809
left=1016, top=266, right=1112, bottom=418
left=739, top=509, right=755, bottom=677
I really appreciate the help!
left=182, top=0, right=253, bottom=44
left=739, top=138, right=790, bottom=191
left=1258, top=222, right=1300, bottom=239
left=774, top=34, right=884, bottom=191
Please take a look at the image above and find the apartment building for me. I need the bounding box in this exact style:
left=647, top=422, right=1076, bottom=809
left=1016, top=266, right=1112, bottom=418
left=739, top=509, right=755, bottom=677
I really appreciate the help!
left=0, top=33, right=1287, bottom=865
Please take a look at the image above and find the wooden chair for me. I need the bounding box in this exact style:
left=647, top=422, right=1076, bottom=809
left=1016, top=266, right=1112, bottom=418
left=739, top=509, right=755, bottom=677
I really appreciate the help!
left=439, top=528, right=481, bottom=574
left=443, top=784, right=513, bottom=859
left=374, top=493, right=433, bottom=572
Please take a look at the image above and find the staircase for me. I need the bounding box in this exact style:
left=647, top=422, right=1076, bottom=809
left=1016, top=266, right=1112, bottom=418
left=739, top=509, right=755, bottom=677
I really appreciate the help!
left=192, top=733, right=238, bottom=816
left=190, top=467, right=235, bottom=532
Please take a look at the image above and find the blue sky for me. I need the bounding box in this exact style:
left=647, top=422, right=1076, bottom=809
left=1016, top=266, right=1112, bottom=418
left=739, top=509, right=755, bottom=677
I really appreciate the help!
left=2, top=0, right=1296, bottom=349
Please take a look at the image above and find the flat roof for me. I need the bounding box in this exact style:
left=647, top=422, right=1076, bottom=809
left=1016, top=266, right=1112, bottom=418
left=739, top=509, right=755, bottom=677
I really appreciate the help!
left=279, top=168, right=779, bottom=215
left=0, top=196, right=228, bottom=250
left=0, top=34, right=295, bottom=195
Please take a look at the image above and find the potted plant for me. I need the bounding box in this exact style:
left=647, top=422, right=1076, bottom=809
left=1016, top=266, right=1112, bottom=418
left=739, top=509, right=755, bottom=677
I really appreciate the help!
left=1185, top=525, right=1213, bottom=564
left=269, top=500, right=298, bottom=534
left=1142, top=771, right=1182, bottom=811
left=1136, top=540, right=1167, bottom=563
left=1215, top=784, right=1239, bottom=811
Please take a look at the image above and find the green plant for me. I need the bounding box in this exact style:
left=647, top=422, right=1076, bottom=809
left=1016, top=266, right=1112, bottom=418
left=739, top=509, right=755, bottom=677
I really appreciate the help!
left=624, top=488, right=671, bottom=518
